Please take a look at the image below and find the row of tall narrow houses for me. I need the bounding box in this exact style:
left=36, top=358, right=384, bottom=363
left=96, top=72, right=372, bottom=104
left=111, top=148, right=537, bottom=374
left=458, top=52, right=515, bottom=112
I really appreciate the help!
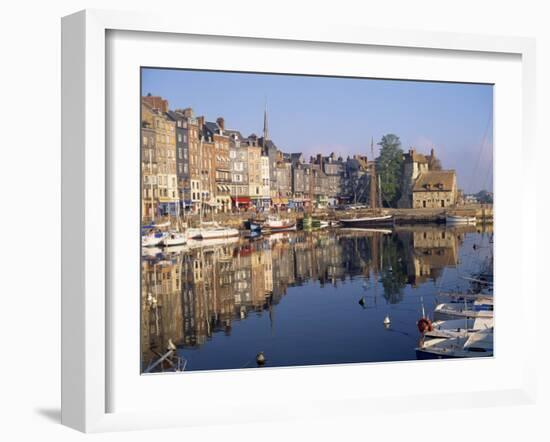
left=141, top=99, right=178, bottom=219
left=140, top=94, right=460, bottom=221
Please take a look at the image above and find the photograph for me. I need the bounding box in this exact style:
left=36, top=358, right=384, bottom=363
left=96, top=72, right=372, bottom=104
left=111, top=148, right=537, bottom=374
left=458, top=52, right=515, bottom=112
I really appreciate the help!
left=140, top=68, right=494, bottom=373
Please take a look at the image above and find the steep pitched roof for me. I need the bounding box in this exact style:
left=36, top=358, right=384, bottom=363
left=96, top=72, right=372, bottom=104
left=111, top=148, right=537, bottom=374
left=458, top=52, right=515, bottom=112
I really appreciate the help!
left=224, top=129, right=244, bottom=141
left=413, top=170, right=456, bottom=192
left=204, top=121, right=220, bottom=135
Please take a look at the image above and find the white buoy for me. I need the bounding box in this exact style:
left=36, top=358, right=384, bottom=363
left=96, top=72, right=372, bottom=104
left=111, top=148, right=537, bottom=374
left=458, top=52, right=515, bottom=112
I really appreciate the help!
left=383, top=315, right=391, bottom=326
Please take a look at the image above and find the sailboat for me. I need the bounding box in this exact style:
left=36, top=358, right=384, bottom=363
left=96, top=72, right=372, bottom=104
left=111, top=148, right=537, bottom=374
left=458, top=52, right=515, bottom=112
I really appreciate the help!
left=142, top=221, right=170, bottom=247
left=160, top=200, right=187, bottom=247
left=422, top=317, right=493, bottom=340
left=161, top=229, right=187, bottom=247
left=187, top=137, right=240, bottom=241
left=433, top=297, right=494, bottom=321
left=416, top=327, right=493, bottom=359
left=340, top=138, right=394, bottom=228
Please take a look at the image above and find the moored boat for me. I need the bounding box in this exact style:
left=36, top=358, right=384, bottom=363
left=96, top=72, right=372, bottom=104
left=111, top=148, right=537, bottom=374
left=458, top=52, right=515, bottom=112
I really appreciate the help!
left=243, top=219, right=262, bottom=231
left=187, top=223, right=240, bottom=240
left=160, top=231, right=188, bottom=247
left=446, top=214, right=477, bottom=224
left=433, top=298, right=494, bottom=321
left=436, top=292, right=493, bottom=304
left=141, top=221, right=170, bottom=247
left=422, top=317, right=493, bottom=340
left=339, top=214, right=394, bottom=228
left=142, top=232, right=165, bottom=247
left=416, top=328, right=493, bottom=359
left=263, top=216, right=296, bottom=232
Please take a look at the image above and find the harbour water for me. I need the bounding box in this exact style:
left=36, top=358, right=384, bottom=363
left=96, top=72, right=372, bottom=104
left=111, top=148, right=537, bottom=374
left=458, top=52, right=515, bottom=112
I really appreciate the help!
left=141, top=224, right=493, bottom=373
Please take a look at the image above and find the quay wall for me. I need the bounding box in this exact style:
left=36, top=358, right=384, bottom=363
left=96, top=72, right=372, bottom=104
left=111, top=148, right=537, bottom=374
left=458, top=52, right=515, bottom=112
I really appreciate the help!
left=150, top=204, right=493, bottom=229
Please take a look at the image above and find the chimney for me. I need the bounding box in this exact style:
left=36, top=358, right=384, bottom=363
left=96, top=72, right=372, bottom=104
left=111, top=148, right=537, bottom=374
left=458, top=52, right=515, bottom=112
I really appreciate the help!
left=216, top=117, right=225, bottom=130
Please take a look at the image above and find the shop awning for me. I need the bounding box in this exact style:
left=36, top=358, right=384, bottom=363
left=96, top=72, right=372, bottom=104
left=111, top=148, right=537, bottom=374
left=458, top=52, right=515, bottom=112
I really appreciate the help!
left=232, top=196, right=251, bottom=204
left=272, top=197, right=289, bottom=205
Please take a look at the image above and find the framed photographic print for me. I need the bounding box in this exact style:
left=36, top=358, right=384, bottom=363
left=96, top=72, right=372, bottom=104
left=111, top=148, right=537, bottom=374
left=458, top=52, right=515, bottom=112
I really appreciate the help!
left=61, top=9, right=537, bottom=433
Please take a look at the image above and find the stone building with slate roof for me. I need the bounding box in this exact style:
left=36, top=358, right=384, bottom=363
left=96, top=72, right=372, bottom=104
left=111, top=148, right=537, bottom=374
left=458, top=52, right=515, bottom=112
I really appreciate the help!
left=398, top=148, right=457, bottom=208
left=412, top=170, right=457, bottom=208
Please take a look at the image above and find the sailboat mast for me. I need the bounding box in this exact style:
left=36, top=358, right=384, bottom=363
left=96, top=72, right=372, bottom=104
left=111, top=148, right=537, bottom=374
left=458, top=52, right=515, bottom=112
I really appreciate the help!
left=199, top=136, right=203, bottom=226
left=149, top=148, right=155, bottom=222
left=378, top=175, right=383, bottom=209
left=370, top=137, right=377, bottom=211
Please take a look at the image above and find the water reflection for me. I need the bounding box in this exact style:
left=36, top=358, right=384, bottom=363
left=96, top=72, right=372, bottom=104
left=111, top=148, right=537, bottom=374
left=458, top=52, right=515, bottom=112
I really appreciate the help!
left=141, top=224, right=492, bottom=372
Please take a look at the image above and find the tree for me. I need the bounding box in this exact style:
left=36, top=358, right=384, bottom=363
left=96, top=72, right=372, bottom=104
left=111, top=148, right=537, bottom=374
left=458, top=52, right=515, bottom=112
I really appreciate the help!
left=375, top=134, right=404, bottom=207
left=380, top=235, right=408, bottom=304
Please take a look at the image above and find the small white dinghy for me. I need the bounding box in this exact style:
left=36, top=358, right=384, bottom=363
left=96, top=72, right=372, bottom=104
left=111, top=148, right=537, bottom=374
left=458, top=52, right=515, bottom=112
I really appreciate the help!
left=445, top=214, right=477, bottom=224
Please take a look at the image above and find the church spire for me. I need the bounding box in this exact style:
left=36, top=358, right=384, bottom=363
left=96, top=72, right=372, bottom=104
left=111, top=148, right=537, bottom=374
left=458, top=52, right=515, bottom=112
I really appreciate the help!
left=263, top=99, right=269, bottom=148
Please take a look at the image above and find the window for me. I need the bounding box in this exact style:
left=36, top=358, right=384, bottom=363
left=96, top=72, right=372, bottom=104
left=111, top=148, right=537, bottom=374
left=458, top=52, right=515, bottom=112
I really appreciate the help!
left=178, top=134, right=182, bottom=142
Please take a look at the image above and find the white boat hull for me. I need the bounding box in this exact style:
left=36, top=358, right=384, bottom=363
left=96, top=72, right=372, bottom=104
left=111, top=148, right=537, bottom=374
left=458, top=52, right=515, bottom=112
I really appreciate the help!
left=161, top=232, right=188, bottom=246
left=416, top=329, right=493, bottom=359
left=142, top=234, right=165, bottom=247
left=340, top=215, right=394, bottom=228
left=446, top=215, right=477, bottom=224
left=433, top=302, right=493, bottom=321
left=188, top=227, right=239, bottom=240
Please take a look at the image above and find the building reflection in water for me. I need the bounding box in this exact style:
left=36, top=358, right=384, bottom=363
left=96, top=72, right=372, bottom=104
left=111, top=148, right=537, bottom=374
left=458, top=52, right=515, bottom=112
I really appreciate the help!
left=141, top=224, right=491, bottom=372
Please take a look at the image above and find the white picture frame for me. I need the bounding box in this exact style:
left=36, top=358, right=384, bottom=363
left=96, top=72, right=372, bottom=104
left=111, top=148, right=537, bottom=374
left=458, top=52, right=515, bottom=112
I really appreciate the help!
left=61, top=9, right=537, bottom=433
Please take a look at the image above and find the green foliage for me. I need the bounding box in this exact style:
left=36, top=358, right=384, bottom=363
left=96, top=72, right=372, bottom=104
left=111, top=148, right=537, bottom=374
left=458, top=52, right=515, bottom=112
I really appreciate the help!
left=375, top=134, right=404, bottom=207
left=379, top=235, right=408, bottom=304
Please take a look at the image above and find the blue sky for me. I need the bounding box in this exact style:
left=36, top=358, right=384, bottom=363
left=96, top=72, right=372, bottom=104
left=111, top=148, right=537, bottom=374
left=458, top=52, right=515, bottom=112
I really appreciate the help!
left=142, top=68, right=493, bottom=193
